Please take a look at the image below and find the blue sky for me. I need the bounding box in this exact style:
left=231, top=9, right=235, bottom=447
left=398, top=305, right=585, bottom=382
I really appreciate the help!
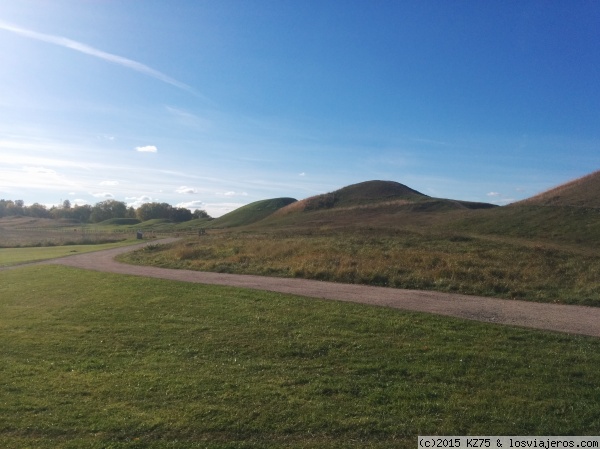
left=1, top=1, right=598, bottom=216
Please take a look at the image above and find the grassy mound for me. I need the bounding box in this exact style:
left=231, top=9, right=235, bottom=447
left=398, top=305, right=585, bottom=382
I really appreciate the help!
left=278, top=180, right=427, bottom=214
left=206, top=197, right=297, bottom=228
left=97, top=218, right=141, bottom=226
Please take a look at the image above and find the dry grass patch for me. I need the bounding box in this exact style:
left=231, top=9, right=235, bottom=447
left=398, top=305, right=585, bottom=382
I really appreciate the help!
left=121, top=230, right=600, bottom=306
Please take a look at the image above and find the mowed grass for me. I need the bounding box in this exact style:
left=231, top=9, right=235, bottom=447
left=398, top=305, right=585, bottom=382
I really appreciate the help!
left=0, top=240, right=139, bottom=267
left=121, top=230, right=600, bottom=306
left=1, top=266, right=599, bottom=448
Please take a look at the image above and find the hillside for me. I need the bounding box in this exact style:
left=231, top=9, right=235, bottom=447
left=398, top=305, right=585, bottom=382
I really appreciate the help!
left=515, top=170, right=600, bottom=208
left=442, top=170, right=600, bottom=246
left=278, top=180, right=427, bottom=215
left=206, top=197, right=297, bottom=228
left=252, top=180, right=495, bottom=230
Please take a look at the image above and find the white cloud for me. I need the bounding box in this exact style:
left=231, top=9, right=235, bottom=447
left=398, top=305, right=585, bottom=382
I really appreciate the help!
left=136, top=145, right=158, bottom=153
left=0, top=20, right=197, bottom=95
left=126, top=195, right=154, bottom=208
left=176, top=200, right=205, bottom=211
left=73, top=198, right=89, bottom=206
left=299, top=172, right=306, bottom=177
left=14, top=166, right=77, bottom=190
left=100, top=180, right=119, bottom=186
left=487, top=192, right=501, bottom=197
left=91, top=192, right=114, bottom=199
left=176, top=186, right=198, bottom=194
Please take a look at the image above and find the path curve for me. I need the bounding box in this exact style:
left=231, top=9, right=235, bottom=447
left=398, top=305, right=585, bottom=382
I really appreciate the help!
left=15, top=239, right=600, bottom=337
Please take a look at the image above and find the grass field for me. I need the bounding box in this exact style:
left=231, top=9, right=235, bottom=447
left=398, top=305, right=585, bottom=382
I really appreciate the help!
left=0, top=227, right=131, bottom=248
left=0, top=240, right=140, bottom=267
left=0, top=217, right=198, bottom=249
left=120, top=228, right=600, bottom=306
left=1, top=265, right=599, bottom=448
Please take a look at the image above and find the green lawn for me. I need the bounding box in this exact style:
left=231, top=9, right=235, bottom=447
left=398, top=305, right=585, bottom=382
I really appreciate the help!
left=1, top=266, right=599, bottom=448
left=0, top=240, right=139, bottom=267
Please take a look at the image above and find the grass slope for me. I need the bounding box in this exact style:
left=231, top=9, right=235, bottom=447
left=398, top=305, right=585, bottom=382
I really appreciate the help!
left=516, top=169, right=600, bottom=208
left=1, top=265, right=599, bottom=448
left=97, top=218, right=141, bottom=226
left=0, top=217, right=79, bottom=229
left=448, top=205, right=600, bottom=249
left=206, top=198, right=297, bottom=229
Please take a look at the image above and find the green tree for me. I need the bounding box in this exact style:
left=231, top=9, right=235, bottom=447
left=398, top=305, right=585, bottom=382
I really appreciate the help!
left=136, top=202, right=172, bottom=221
left=0, top=199, right=11, bottom=217
left=0, top=200, right=25, bottom=217
left=192, top=209, right=211, bottom=219
left=27, top=203, right=51, bottom=218
left=71, top=204, right=92, bottom=223
left=126, top=207, right=136, bottom=219
left=170, top=207, right=193, bottom=222
left=90, top=200, right=128, bottom=222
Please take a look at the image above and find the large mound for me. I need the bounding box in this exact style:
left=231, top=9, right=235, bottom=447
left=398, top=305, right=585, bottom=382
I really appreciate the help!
left=278, top=180, right=428, bottom=214
left=516, top=170, right=600, bottom=208
left=207, top=197, right=297, bottom=228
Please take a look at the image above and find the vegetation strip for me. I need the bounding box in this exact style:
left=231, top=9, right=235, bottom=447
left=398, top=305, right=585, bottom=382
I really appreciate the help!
left=30, top=238, right=600, bottom=338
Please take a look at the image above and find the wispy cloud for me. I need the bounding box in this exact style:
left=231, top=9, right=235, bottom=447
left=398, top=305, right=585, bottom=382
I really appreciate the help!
left=91, top=192, right=114, bottom=199
left=23, top=166, right=58, bottom=176
left=217, top=191, right=248, bottom=197
left=176, top=200, right=205, bottom=211
left=166, top=106, right=213, bottom=130
left=136, top=145, right=158, bottom=153
left=486, top=191, right=516, bottom=205
left=100, top=180, right=119, bottom=186
left=0, top=20, right=196, bottom=95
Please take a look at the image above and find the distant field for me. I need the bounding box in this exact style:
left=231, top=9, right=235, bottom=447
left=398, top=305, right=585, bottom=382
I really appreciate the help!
left=0, top=221, right=198, bottom=249
left=121, top=229, right=600, bottom=306
left=1, top=265, right=599, bottom=448
left=0, top=227, right=131, bottom=248
left=0, top=239, right=139, bottom=267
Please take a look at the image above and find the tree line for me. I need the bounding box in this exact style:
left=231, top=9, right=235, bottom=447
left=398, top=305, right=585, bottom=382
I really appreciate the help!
left=0, top=199, right=211, bottom=223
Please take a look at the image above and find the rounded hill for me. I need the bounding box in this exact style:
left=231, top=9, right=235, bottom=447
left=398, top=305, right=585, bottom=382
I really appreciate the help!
left=277, top=180, right=428, bottom=215
left=332, top=180, right=427, bottom=206
left=206, top=197, right=297, bottom=228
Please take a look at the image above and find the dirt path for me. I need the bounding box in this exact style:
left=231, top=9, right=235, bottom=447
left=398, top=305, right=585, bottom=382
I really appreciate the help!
left=9, top=238, right=600, bottom=338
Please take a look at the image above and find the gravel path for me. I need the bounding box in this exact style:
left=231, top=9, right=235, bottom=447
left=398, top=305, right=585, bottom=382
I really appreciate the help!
left=10, top=238, right=600, bottom=338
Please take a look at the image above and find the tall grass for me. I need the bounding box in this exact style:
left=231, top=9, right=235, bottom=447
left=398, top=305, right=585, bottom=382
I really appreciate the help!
left=121, top=230, right=600, bottom=306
